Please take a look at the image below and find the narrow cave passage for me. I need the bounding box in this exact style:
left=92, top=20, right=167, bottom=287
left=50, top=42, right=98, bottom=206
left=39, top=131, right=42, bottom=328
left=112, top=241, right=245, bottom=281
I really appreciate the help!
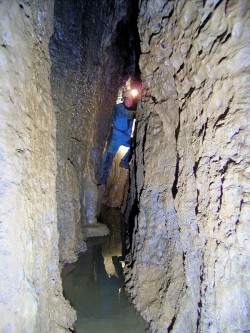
left=49, top=0, right=141, bottom=263
left=0, top=1, right=249, bottom=332
left=49, top=0, right=145, bottom=331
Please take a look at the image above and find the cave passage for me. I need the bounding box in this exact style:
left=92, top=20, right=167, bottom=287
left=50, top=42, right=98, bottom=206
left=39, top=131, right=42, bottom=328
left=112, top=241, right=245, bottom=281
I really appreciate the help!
left=62, top=208, right=148, bottom=333
left=1, top=1, right=249, bottom=332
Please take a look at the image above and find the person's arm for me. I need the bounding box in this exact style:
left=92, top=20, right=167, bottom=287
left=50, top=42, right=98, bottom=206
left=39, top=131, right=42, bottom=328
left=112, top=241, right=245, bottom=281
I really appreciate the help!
left=120, top=103, right=137, bottom=119
left=125, top=109, right=136, bottom=119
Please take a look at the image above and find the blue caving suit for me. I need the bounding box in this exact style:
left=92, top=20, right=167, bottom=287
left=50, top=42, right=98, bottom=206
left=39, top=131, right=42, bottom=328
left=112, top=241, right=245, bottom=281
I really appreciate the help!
left=99, top=103, right=134, bottom=185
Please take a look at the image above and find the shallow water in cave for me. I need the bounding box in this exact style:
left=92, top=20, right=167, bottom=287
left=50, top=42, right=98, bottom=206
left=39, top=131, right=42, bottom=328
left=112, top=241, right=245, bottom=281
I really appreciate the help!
left=62, top=208, right=148, bottom=333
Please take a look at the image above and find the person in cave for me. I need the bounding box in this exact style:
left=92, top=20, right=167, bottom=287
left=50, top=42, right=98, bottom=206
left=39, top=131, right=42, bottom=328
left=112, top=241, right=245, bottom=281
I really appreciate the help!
left=98, top=89, right=137, bottom=185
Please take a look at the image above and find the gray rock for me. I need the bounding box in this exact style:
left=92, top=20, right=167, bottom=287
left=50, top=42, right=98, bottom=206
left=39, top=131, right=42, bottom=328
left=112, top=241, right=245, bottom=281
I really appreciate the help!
left=124, top=1, right=250, bottom=332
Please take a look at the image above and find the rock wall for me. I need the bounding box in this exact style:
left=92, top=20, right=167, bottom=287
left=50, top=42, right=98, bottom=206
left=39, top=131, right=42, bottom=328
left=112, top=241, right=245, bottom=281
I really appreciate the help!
left=124, top=1, right=250, bottom=332
left=0, top=1, right=75, bottom=332
left=49, top=0, right=140, bottom=262
left=102, top=147, right=130, bottom=208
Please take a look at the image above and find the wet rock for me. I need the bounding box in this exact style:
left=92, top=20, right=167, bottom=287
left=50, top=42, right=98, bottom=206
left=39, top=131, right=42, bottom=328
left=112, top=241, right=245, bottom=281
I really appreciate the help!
left=83, top=223, right=110, bottom=239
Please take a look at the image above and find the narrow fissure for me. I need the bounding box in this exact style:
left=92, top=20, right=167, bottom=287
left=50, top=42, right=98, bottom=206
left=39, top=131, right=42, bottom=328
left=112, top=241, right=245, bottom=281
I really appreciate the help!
left=0, top=1, right=248, bottom=332
left=49, top=0, right=145, bottom=330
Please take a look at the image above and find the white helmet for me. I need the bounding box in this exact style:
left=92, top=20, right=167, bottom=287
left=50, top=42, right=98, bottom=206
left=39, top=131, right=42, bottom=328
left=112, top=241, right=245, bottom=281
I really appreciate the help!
left=122, top=90, right=133, bottom=98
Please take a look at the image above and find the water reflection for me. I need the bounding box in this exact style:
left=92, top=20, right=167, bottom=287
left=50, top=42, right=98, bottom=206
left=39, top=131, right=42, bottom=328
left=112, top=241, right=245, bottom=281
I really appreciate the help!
left=62, top=208, right=148, bottom=333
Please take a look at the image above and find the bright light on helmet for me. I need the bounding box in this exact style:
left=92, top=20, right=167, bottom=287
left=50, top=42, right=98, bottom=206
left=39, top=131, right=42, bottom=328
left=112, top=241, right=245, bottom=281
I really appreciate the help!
left=131, top=89, right=138, bottom=97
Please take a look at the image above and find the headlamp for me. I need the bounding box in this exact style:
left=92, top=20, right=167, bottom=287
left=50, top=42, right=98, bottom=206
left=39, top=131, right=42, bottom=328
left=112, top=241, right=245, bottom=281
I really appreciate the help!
left=131, top=89, right=138, bottom=98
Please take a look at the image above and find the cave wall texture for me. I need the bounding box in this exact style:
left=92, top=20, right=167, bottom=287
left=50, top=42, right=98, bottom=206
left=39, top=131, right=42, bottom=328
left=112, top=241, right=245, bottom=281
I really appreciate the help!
left=0, top=0, right=140, bottom=331
left=124, top=0, right=250, bottom=332
left=0, top=1, right=75, bottom=332
left=49, top=0, right=139, bottom=263
left=1, top=0, right=249, bottom=332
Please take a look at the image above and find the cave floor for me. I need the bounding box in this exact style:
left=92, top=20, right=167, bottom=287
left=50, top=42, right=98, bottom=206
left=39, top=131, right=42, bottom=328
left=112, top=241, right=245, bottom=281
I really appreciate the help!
left=62, top=207, right=148, bottom=333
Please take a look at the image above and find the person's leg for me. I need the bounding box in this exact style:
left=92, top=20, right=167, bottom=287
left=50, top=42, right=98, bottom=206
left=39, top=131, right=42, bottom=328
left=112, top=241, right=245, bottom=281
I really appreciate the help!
left=119, top=139, right=131, bottom=169
left=98, top=137, right=120, bottom=185
left=119, top=148, right=130, bottom=169
left=99, top=151, right=115, bottom=185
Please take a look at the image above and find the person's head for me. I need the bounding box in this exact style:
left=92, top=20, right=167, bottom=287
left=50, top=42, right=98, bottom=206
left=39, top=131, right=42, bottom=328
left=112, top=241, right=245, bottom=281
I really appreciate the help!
left=122, top=90, right=134, bottom=108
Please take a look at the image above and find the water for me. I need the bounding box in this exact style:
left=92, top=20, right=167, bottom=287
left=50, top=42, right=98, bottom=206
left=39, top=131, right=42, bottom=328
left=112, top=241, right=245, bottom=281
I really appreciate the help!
left=62, top=208, right=148, bottom=333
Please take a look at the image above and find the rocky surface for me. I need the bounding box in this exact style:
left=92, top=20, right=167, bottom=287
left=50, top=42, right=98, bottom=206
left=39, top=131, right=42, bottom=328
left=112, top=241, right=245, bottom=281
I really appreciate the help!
left=102, top=147, right=130, bottom=208
left=49, top=0, right=140, bottom=262
left=83, top=223, right=110, bottom=239
left=124, top=1, right=250, bottom=332
left=0, top=0, right=140, bottom=330
left=1, top=0, right=248, bottom=332
left=0, top=1, right=75, bottom=332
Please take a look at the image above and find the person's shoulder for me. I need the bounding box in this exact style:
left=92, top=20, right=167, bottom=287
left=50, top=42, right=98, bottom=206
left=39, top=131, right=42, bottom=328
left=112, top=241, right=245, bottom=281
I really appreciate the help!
left=114, top=103, right=125, bottom=112
left=115, top=103, right=125, bottom=109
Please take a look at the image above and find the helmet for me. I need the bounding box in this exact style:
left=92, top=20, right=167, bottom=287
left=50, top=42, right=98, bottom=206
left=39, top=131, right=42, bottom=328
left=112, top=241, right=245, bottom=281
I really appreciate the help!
left=122, top=90, right=133, bottom=98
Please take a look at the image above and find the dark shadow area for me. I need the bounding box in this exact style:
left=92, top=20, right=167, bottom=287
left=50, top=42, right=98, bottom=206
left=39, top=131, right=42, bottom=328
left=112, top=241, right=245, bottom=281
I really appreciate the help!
left=120, top=120, right=141, bottom=260
left=123, top=198, right=139, bottom=259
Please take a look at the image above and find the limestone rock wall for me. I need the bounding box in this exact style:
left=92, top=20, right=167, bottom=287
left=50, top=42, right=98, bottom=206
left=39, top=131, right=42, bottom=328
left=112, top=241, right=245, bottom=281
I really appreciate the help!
left=124, top=1, right=250, bottom=332
left=0, top=1, right=75, bottom=332
left=102, top=148, right=130, bottom=208
left=49, top=0, right=140, bottom=263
